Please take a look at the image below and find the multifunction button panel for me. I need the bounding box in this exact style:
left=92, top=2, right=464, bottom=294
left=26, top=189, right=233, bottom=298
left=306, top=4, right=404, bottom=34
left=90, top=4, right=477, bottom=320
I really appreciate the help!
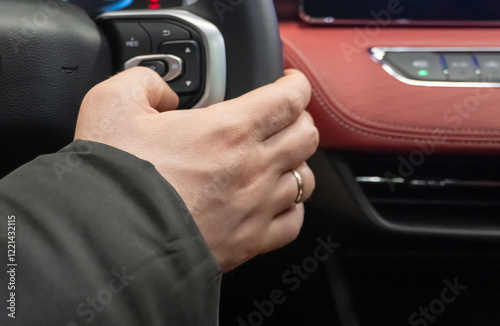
left=97, top=10, right=227, bottom=109
left=371, top=47, right=500, bottom=87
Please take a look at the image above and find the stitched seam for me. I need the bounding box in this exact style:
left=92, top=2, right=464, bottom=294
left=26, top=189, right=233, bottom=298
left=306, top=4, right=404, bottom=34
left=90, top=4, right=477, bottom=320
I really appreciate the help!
left=282, top=40, right=500, bottom=147
left=281, top=35, right=500, bottom=136
left=311, top=86, right=500, bottom=147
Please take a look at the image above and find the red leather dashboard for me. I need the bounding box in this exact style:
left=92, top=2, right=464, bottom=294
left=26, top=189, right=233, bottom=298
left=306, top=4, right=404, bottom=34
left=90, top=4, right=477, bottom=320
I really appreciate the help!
left=280, top=22, right=500, bottom=154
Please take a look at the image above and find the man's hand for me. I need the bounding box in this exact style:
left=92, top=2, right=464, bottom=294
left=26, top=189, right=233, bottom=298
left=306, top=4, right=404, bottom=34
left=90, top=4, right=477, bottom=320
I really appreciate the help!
left=75, top=67, right=318, bottom=271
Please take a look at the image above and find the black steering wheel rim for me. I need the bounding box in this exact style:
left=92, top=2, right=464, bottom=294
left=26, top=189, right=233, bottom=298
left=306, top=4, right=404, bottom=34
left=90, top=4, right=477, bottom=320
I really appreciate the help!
left=188, top=0, right=284, bottom=100
left=0, top=0, right=284, bottom=177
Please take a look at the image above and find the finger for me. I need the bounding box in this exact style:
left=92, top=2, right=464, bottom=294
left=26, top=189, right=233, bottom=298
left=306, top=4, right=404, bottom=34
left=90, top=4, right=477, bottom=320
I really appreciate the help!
left=212, top=69, right=311, bottom=141
left=108, top=67, right=179, bottom=113
left=263, top=110, right=319, bottom=172
left=260, top=204, right=305, bottom=253
left=271, top=162, right=316, bottom=214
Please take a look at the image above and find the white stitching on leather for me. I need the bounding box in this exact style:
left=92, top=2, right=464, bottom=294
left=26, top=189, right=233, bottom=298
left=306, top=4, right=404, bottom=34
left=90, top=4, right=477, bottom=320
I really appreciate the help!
left=282, top=39, right=500, bottom=147
left=282, top=36, right=500, bottom=138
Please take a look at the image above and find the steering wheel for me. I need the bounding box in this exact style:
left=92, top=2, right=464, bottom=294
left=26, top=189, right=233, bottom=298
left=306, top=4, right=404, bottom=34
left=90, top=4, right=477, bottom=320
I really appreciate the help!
left=0, top=0, right=284, bottom=177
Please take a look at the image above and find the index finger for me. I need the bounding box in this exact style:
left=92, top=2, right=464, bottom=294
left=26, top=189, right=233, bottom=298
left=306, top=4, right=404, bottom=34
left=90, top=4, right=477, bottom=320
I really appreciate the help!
left=212, top=69, right=311, bottom=141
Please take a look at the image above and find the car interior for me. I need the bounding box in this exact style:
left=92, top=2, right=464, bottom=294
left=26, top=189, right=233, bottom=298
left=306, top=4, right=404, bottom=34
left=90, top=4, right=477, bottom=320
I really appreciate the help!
left=2, top=0, right=500, bottom=325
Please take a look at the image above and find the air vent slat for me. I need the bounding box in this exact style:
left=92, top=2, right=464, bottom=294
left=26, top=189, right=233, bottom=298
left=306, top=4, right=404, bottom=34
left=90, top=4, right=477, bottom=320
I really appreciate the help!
left=345, top=154, right=500, bottom=228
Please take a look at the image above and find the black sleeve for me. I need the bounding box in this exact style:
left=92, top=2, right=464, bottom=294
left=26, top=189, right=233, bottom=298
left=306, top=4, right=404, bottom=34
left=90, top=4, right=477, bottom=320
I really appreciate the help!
left=0, top=140, right=221, bottom=326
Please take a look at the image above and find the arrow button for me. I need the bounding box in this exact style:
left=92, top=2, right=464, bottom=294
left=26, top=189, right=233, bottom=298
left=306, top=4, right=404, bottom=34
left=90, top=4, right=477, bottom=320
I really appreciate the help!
left=159, top=40, right=201, bottom=94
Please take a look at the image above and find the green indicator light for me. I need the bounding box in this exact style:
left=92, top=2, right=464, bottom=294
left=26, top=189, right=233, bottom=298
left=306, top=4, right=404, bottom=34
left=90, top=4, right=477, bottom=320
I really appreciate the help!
left=418, top=70, right=429, bottom=76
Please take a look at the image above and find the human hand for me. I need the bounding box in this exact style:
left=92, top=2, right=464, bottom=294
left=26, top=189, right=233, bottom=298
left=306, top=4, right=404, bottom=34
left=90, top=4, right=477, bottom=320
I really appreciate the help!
left=74, top=67, right=318, bottom=272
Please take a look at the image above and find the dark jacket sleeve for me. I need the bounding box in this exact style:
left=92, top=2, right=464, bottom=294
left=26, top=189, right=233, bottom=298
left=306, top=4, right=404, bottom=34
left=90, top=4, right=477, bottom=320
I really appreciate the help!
left=0, top=140, right=221, bottom=326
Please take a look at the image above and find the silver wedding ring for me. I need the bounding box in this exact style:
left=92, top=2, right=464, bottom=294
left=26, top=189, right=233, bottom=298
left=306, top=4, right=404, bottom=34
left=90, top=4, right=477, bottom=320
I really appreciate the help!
left=291, top=169, right=303, bottom=204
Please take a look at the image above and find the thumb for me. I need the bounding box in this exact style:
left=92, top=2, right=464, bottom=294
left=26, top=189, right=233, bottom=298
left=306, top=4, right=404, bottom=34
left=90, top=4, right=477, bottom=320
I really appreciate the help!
left=111, top=67, right=179, bottom=113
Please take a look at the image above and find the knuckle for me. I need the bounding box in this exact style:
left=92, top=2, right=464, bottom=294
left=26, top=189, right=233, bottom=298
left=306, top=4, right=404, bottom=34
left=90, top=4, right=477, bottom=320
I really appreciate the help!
left=283, top=88, right=305, bottom=117
left=267, top=114, right=283, bottom=131
left=273, top=89, right=303, bottom=124
left=299, top=115, right=319, bottom=152
left=222, top=126, right=250, bottom=149
left=277, top=146, right=296, bottom=165
left=301, top=116, right=319, bottom=147
left=223, top=148, right=264, bottom=190
left=215, top=117, right=253, bottom=150
left=236, top=168, right=262, bottom=194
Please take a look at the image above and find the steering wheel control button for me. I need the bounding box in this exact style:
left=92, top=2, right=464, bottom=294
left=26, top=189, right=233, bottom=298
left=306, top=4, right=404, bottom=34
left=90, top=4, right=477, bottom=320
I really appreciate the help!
left=177, top=96, right=194, bottom=109
left=139, top=60, right=168, bottom=77
left=475, top=53, right=500, bottom=82
left=140, top=22, right=191, bottom=53
left=162, top=55, right=184, bottom=81
left=98, top=10, right=226, bottom=109
left=443, top=54, right=479, bottom=82
left=124, top=54, right=184, bottom=82
left=159, top=40, right=201, bottom=94
left=110, top=22, right=151, bottom=63
left=383, top=52, right=447, bottom=81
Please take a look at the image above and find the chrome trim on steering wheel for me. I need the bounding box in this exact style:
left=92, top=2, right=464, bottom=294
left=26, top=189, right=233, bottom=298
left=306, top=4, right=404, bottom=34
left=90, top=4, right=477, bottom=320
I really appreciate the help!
left=97, top=9, right=227, bottom=108
left=124, top=54, right=184, bottom=82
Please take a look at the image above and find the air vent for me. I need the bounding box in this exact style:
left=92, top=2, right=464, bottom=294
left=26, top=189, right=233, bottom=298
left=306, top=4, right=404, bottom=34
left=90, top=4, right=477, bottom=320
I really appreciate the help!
left=345, top=154, right=500, bottom=230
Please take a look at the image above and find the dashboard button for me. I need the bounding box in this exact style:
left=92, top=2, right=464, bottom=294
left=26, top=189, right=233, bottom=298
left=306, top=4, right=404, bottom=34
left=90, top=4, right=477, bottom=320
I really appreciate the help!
left=140, top=22, right=191, bottom=53
left=159, top=40, right=201, bottom=94
left=111, top=22, right=151, bottom=63
left=139, top=60, right=167, bottom=77
left=443, top=54, right=479, bottom=82
left=383, top=52, right=447, bottom=81
left=475, top=53, right=500, bottom=82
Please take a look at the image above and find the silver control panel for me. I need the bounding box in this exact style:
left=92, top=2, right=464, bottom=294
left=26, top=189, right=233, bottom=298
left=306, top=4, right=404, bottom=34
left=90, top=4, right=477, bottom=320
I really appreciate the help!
left=371, top=47, right=500, bottom=87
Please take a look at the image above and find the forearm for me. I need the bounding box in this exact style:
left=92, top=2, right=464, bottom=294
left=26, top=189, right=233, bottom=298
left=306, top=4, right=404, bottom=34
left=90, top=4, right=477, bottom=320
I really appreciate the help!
left=0, top=140, right=221, bottom=325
